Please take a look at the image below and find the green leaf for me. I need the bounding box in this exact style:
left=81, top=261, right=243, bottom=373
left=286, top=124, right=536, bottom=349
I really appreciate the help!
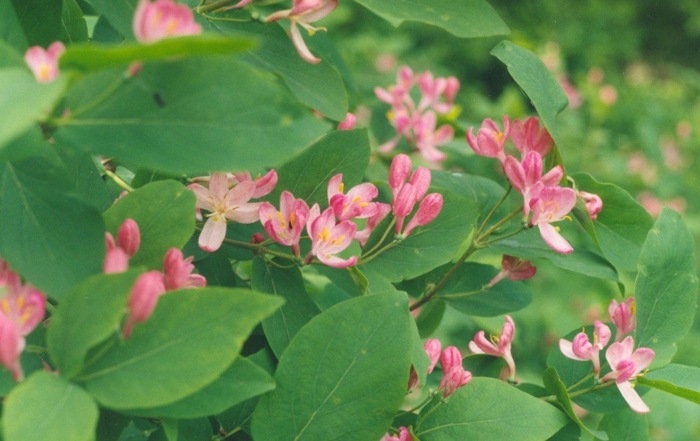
left=635, top=209, right=698, bottom=367
left=251, top=292, right=413, bottom=441
left=491, top=41, right=569, bottom=147
left=87, top=0, right=136, bottom=39
left=0, top=2, right=28, bottom=52
left=251, top=257, right=321, bottom=358
left=60, top=36, right=256, bottom=73
left=9, top=0, right=62, bottom=47
left=353, top=0, right=509, bottom=38
left=2, top=371, right=98, bottom=441
left=78, top=288, right=284, bottom=410
left=637, top=364, right=700, bottom=405
left=572, top=173, right=654, bottom=272
left=414, top=377, right=567, bottom=440
left=124, top=356, right=276, bottom=418
left=103, top=180, right=195, bottom=269
left=543, top=368, right=609, bottom=440
left=55, top=58, right=330, bottom=175
left=270, top=129, right=370, bottom=207
left=0, top=157, right=105, bottom=300
left=47, top=271, right=141, bottom=379
left=60, top=0, right=89, bottom=44
left=430, top=170, right=508, bottom=223
left=0, top=68, right=66, bottom=152
left=597, top=409, right=650, bottom=441
left=214, top=22, right=348, bottom=121
left=360, top=191, right=477, bottom=282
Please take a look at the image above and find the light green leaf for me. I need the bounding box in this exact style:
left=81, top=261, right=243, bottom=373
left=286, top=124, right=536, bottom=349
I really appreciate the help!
left=414, top=377, right=568, bottom=440
left=597, top=409, right=650, bottom=441
left=354, top=0, right=509, bottom=38
left=78, top=288, right=284, bottom=410
left=637, top=364, right=700, bottom=405
left=251, top=292, right=413, bottom=441
left=2, top=371, right=98, bottom=441
left=60, top=0, right=89, bottom=44
left=635, top=209, right=698, bottom=367
left=103, top=180, right=195, bottom=269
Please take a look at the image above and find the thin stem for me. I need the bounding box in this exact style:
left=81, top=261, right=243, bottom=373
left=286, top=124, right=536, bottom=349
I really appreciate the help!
left=474, top=207, right=522, bottom=245
left=104, top=169, right=134, bottom=192
left=475, top=185, right=512, bottom=238
left=435, top=288, right=485, bottom=300
left=360, top=217, right=397, bottom=259
left=201, top=14, right=252, bottom=22
left=198, top=0, right=236, bottom=13
left=566, top=372, right=595, bottom=393
left=477, top=225, right=526, bottom=247
left=61, top=75, right=128, bottom=121
left=356, top=240, right=397, bottom=265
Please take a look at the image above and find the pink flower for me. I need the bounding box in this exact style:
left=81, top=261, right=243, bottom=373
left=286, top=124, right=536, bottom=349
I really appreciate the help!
left=230, top=169, right=278, bottom=199
left=133, top=0, right=202, bottom=43
left=327, top=174, right=380, bottom=221
left=424, top=338, right=442, bottom=374
left=503, top=151, right=563, bottom=212
left=601, top=336, right=655, bottom=414
left=265, top=0, right=338, bottom=64
left=305, top=206, right=357, bottom=268
left=402, top=193, right=443, bottom=237
left=466, top=116, right=510, bottom=162
left=469, top=315, right=516, bottom=380
left=337, top=113, right=357, bottom=130
left=259, top=191, right=310, bottom=255
left=528, top=186, right=577, bottom=254
left=104, top=219, right=141, bottom=274
left=488, top=255, right=537, bottom=287
left=162, top=248, right=206, bottom=290
left=438, top=346, right=471, bottom=398
left=380, top=426, right=412, bottom=441
left=510, top=117, right=553, bottom=157
left=413, top=111, right=453, bottom=162
left=188, top=174, right=261, bottom=252
left=579, top=191, right=603, bottom=221
left=609, top=298, right=636, bottom=341
left=354, top=203, right=391, bottom=247
left=559, top=320, right=611, bottom=376
left=0, top=313, right=23, bottom=381
left=416, top=72, right=459, bottom=114
left=123, top=271, right=167, bottom=338
left=388, top=155, right=438, bottom=236
left=24, top=42, right=65, bottom=83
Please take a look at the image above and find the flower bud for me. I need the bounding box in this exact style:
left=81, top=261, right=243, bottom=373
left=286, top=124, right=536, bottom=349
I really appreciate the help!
left=117, top=219, right=141, bottom=258
left=123, top=271, right=166, bottom=338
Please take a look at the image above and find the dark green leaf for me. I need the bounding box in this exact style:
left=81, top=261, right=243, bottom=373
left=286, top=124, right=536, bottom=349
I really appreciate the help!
left=9, top=0, right=62, bottom=47
left=638, top=364, right=700, bottom=405
left=597, top=409, right=650, bottom=441
left=60, top=0, right=89, bottom=44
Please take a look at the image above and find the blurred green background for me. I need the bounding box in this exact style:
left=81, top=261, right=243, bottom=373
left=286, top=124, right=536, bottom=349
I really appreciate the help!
left=328, top=1, right=700, bottom=439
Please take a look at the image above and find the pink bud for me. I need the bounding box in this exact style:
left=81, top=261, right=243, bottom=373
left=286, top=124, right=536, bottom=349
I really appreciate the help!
left=579, top=191, right=603, bottom=220
left=0, top=314, right=23, bottom=382
left=402, top=193, right=442, bottom=237
left=251, top=233, right=266, bottom=244
left=103, top=247, right=129, bottom=274
left=123, top=271, right=166, bottom=338
left=439, top=346, right=463, bottom=371
left=424, top=338, right=442, bottom=374
left=407, top=366, right=419, bottom=391
left=389, top=154, right=412, bottom=198
left=392, top=183, right=417, bottom=233
left=439, top=365, right=472, bottom=398
left=510, top=117, right=553, bottom=157
left=409, top=167, right=431, bottom=202
left=444, top=76, right=460, bottom=103
left=609, top=298, right=636, bottom=341
left=117, top=219, right=141, bottom=258
left=337, top=112, right=357, bottom=130
left=162, top=248, right=206, bottom=290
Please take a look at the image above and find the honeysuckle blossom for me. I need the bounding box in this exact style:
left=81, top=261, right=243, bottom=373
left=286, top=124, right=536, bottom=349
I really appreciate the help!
left=265, top=0, right=338, bottom=64
left=123, top=271, right=167, bottom=338
left=438, top=346, right=472, bottom=398
left=402, top=193, right=443, bottom=237
left=466, top=116, right=510, bottom=162
left=528, top=185, right=577, bottom=254
left=469, top=315, right=516, bottom=380
left=601, top=336, right=655, bottom=414
left=609, top=297, right=636, bottom=341
left=416, top=71, right=459, bottom=114
left=104, top=218, right=141, bottom=274
left=305, top=205, right=357, bottom=268
left=133, top=0, right=202, bottom=43
left=354, top=202, right=391, bottom=247
left=162, top=248, right=206, bottom=290
left=380, top=426, right=412, bottom=441
left=388, top=155, right=438, bottom=235
left=503, top=151, right=564, bottom=211
left=488, top=255, right=537, bottom=287
left=510, top=116, right=553, bottom=157
left=559, top=320, right=611, bottom=376
left=327, top=174, right=380, bottom=221
left=230, top=169, right=278, bottom=199
left=424, top=338, right=442, bottom=374
left=579, top=190, right=603, bottom=220
left=0, top=313, right=23, bottom=381
left=259, top=191, right=310, bottom=255
left=337, top=112, right=357, bottom=130
left=188, top=174, right=261, bottom=252
left=413, top=111, right=453, bottom=162
left=24, top=42, right=65, bottom=83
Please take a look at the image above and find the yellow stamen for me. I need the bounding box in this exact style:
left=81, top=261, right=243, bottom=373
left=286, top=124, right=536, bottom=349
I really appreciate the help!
left=339, top=183, right=344, bottom=194
left=331, top=235, right=345, bottom=246
left=318, top=226, right=330, bottom=243
left=276, top=211, right=287, bottom=229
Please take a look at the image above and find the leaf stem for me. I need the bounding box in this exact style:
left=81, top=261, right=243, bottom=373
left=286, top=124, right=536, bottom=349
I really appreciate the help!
left=474, top=185, right=512, bottom=239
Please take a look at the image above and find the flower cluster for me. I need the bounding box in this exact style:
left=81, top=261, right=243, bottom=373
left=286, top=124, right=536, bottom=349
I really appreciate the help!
left=375, top=67, right=459, bottom=162
left=133, top=0, right=202, bottom=43
left=0, top=259, right=46, bottom=382
left=559, top=297, right=653, bottom=413
left=488, top=255, right=537, bottom=287
left=408, top=338, right=472, bottom=399
left=467, top=116, right=603, bottom=254
left=469, top=315, right=517, bottom=381
left=380, top=426, right=412, bottom=441
left=103, top=219, right=206, bottom=337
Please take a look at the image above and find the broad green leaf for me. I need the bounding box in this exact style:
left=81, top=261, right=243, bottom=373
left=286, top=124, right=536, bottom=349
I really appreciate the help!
left=635, top=209, right=698, bottom=367
left=124, top=356, right=276, bottom=418
left=0, top=2, right=28, bottom=52
left=2, top=371, right=98, bottom=441
left=150, top=418, right=212, bottom=441
left=488, top=227, right=619, bottom=281
left=251, top=292, right=413, bottom=441
left=9, top=0, right=62, bottom=47
left=60, top=36, right=256, bottom=73
left=360, top=191, right=477, bottom=282
left=410, top=317, right=429, bottom=390
left=60, top=0, right=89, bottom=44
left=78, top=288, right=284, bottom=410
left=414, top=377, right=568, bottom=440
left=572, top=173, right=653, bottom=272
left=597, top=409, right=650, bottom=441
left=270, top=129, right=370, bottom=207
left=430, top=170, right=508, bottom=223
left=543, top=368, right=609, bottom=440
left=214, top=21, right=348, bottom=121
left=354, top=0, right=509, bottom=38
left=87, top=0, right=136, bottom=39
left=55, top=58, right=330, bottom=175
left=47, top=271, right=141, bottom=379
left=103, top=180, right=195, bottom=269
left=637, top=364, right=700, bottom=405
left=491, top=41, right=568, bottom=147
left=57, top=150, right=113, bottom=211
left=0, top=157, right=105, bottom=300
left=252, top=257, right=321, bottom=358
left=0, top=68, right=66, bottom=151
left=415, top=298, right=446, bottom=338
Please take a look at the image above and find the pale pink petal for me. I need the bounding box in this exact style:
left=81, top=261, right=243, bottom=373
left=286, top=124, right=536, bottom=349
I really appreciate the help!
left=537, top=222, right=574, bottom=254
left=199, top=217, right=227, bottom=252
left=616, top=381, right=650, bottom=414
left=288, top=22, right=320, bottom=64
left=559, top=339, right=587, bottom=361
